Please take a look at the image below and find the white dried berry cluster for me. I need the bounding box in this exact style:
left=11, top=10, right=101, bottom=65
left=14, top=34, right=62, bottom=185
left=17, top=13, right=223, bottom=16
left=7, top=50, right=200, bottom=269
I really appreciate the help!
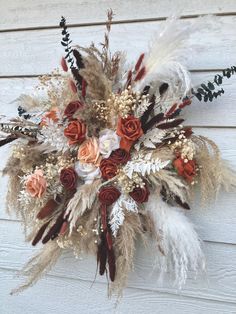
left=170, top=128, right=195, bottom=161
left=107, top=87, right=145, bottom=118
left=116, top=170, right=145, bottom=193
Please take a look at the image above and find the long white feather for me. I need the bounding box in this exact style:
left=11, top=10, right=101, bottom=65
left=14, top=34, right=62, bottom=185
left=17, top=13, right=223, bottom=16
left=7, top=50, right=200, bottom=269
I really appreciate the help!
left=145, top=193, right=205, bottom=287
left=135, top=16, right=218, bottom=108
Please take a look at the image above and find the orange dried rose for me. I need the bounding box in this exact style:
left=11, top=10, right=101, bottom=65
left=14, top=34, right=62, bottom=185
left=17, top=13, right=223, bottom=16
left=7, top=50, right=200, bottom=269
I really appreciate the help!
left=173, top=158, right=196, bottom=183
left=40, top=107, right=59, bottom=126
left=116, top=115, right=143, bottom=152
left=25, top=169, right=47, bottom=198
left=100, top=158, right=118, bottom=180
left=129, top=184, right=150, bottom=203
left=77, top=137, right=101, bottom=165
left=64, top=120, right=86, bottom=145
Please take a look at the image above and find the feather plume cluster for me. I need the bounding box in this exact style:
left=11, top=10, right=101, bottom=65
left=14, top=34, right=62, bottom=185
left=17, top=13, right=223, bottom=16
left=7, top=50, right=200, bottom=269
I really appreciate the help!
left=1, top=12, right=236, bottom=297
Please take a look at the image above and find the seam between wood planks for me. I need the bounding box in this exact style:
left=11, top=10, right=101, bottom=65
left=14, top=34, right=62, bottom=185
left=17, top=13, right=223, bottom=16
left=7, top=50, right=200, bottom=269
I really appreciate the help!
left=0, top=69, right=234, bottom=79
left=1, top=266, right=236, bottom=305
left=0, top=12, right=236, bottom=33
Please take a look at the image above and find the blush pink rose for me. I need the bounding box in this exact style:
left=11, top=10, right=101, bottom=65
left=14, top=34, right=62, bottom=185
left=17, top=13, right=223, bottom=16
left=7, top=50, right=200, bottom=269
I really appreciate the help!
left=77, top=137, right=101, bottom=165
left=25, top=169, right=47, bottom=198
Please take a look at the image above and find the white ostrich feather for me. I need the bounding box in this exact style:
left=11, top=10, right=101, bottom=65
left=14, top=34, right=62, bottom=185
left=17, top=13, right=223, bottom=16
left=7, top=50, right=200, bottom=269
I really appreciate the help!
left=145, top=193, right=205, bottom=287
left=135, top=15, right=218, bottom=108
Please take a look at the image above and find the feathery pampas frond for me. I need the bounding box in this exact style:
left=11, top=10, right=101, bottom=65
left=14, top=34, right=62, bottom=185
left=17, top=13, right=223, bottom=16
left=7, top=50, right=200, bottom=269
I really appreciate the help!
left=11, top=241, right=62, bottom=294
left=192, top=135, right=236, bottom=204
left=145, top=193, right=205, bottom=287
left=65, top=179, right=101, bottom=234
left=135, top=15, right=218, bottom=107
left=110, top=213, right=147, bottom=297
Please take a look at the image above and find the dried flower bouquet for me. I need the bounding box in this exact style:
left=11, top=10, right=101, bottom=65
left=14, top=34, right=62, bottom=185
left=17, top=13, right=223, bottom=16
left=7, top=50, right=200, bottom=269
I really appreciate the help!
left=1, top=12, right=236, bottom=296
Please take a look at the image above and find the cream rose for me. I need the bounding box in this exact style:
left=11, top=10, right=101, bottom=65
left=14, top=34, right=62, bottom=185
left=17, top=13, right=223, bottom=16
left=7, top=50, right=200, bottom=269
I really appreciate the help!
left=25, top=169, right=47, bottom=198
left=75, top=161, right=101, bottom=184
left=99, top=129, right=120, bottom=158
left=77, top=137, right=100, bottom=165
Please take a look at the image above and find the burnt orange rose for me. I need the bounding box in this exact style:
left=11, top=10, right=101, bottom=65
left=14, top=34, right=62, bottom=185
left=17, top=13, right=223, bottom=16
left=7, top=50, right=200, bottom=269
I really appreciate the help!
left=64, top=120, right=86, bottom=145
left=100, top=158, right=118, bottom=180
left=173, top=158, right=196, bottom=183
left=116, top=115, right=143, bottom=152
left=25, top=169, right=47, bottom=198
left=77, top=137, right=100, bottom=165
left=99, top=186, right=121, bottom=205
left=109, top=148, right=130, bottom=165
left=60, top=167, right=78, bottom=190
left=129, top=185, right=150, bottom=203
left=40, top=107, right=59, bottom=126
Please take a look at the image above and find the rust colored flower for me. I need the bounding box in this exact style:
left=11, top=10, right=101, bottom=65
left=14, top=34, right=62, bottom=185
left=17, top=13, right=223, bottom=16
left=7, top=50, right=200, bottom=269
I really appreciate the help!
left=99, top=186, right=121, bottom=206
left=60, top=167, right=78, bottom=190
left=40, top=107, right=59, bottom=126
left=64, top=100, right=82, bottom=119
left=116, top=115, right=143, bottom=152
left=77, top=137, right=101, bottom=165
left=100, top=158, right=118, bottom=180
left=109, top=148, right=130, bottom=165
left=173, top=158, right=196, bottom=182
left=25, top=169, right=47, bottom=198
left=129, top=185, right=150, bottom=203
left=64, top=120, right=86, bottom=145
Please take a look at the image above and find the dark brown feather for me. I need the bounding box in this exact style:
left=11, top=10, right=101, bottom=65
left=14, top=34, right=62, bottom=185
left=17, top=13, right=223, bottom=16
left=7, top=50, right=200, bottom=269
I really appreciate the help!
left=157, top=118, right=184, bottom=129
left=140, top=94, right=156, bottom=128
left=32, top=221, right=50, bottom=246
left=0, top=136, right=17, bottom=147
left=159, top=83, right=169, bottom=96
left=37, top=199, right=59, bottom=220
left=107, top=248, right=116, bottom=282
left=73, top=49, right=84, bottom=69
left=98, top=233, right=107, bottom=276
left=42, top=212, right=64, bottom=244
left=142, top=112, right=165, bottom=133
left=175, top=195, right=190, bottom=210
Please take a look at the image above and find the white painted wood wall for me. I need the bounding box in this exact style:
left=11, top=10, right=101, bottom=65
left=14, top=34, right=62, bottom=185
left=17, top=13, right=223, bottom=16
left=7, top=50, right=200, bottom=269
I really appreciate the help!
left=0, top=1, right=236, bottom=313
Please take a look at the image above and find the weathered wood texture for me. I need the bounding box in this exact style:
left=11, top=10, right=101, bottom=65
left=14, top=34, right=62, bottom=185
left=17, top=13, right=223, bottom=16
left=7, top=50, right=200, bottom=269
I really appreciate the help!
left=1, top=0, right=236, bottom=30
left=0, top=1, right=236, bottom=313
left=1, top=16, right=236, bottom=76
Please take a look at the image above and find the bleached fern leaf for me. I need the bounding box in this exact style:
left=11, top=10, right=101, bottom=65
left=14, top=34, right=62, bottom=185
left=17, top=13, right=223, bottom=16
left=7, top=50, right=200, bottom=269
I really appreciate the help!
left=135, top=129, right=167, bottom=151
left=124, top=153, right=170, bottom=179
left=110, top=195, right=138, bottom=237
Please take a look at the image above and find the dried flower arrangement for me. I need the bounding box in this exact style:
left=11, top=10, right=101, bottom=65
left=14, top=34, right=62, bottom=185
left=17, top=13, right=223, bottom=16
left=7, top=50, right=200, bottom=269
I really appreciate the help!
left=1, top=12, right=236, bottom=297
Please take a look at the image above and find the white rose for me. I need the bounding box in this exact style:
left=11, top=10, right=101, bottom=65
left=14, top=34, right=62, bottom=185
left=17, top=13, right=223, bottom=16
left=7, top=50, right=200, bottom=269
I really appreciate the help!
left=75, top=161, right=101, bottom=184
left=99, top=129, right=120, bottom=158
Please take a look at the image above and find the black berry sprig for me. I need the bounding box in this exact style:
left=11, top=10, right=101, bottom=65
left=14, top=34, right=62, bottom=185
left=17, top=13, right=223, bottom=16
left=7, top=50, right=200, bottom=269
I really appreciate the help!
left=192, top=65, right=236, bottom=102
left=59, top=17, right=84, bottom=89
left=60, top=16, right=74, bottom=69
